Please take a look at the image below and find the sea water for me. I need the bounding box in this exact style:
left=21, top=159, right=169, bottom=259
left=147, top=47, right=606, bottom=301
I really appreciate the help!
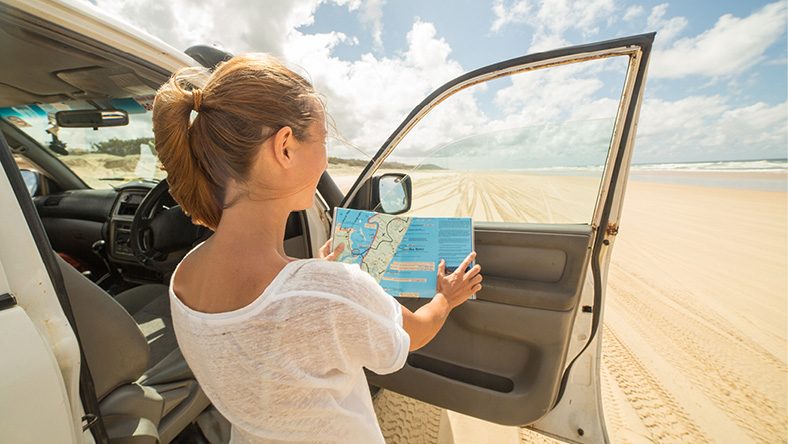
left=628, top=159, right=787, bottom=192
left=515, top=159, right=787, bottom=192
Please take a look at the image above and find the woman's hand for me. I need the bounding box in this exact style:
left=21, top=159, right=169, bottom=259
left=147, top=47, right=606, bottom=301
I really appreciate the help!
left=318, top=239, right=344, bottom=261
left=436, top=252, right=482, bottom=310
left=401, top=252, right=482, bottom=351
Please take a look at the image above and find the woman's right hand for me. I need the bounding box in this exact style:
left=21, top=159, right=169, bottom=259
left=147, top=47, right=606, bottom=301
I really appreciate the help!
left=436, top=252, right=482, bottom=310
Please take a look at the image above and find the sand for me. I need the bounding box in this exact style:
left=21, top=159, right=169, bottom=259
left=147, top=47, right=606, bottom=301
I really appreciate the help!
left=365, top=175, right=787, bottom=444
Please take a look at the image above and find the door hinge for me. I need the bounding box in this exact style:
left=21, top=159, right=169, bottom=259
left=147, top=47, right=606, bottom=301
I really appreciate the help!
left=0, top=292, right=17, bottom=311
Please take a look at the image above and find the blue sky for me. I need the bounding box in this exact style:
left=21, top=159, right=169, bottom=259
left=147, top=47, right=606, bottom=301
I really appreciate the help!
left=86, top=0, right=787, bottom=164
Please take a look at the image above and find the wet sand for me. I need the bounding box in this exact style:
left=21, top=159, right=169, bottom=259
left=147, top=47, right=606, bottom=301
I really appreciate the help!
left=361, top=173, right=787, bottom=443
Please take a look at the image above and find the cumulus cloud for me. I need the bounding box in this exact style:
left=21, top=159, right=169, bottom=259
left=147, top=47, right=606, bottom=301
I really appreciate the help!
left=649, top=2, right=788, bottom=79
left=285, top=20, right=466, bottom=159
left=647, top=3, right=688, bottom=47
left=623, top=5, right=644, bottom=22
left=359, top=0, right=386, bottom=51
left=490, top=0, right=617, bottom=52
left=637, top=96, right=788, bottom=161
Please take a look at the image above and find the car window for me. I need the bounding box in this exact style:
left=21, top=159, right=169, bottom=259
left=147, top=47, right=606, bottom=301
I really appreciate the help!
left=373, top=56, right=628, bottom=224
left=0, top=96, right=163, bottom=189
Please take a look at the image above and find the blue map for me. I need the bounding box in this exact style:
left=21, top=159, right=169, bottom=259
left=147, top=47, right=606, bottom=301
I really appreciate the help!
left=332, top=208, right=473, bottom=298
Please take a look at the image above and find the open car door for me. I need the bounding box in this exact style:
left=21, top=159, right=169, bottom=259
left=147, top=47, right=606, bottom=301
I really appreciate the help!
left=342, top=34, right=653, bottom=443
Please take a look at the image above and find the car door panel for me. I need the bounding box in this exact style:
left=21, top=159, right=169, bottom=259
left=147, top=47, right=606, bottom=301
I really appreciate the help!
left=474, top=223, right=591, bottom=311
left=368, top=224, right=591, bottom=426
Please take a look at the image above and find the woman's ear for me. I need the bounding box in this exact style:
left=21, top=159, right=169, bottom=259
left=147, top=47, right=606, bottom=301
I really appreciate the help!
left=272, top=126, right=294, bottom=168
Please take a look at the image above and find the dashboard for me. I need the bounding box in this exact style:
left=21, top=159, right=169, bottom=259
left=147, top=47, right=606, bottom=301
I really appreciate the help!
left=33, top=181, right=311, bottom=287
left=34, top=182, right=170, bottom=285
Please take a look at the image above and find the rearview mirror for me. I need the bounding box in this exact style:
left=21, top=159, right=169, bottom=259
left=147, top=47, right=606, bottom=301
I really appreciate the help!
left=55, top=109, right=129, bottom=129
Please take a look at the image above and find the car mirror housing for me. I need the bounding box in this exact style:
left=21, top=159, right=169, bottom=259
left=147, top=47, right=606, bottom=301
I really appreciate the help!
left=19, top=169, right=40, bottom=196
left=348, top=173, right=412, bottom=214
left=55, top=109, right=129, bottom=129
left=375, top=173, right=412, bottom=214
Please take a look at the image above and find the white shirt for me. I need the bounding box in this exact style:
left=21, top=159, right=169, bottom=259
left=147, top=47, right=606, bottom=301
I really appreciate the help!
left=170, top=258, right=410, bottom=444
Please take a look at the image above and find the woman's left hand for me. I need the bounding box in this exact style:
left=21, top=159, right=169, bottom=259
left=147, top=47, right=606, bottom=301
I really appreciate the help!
left=318, top=239, right=344, bottom=261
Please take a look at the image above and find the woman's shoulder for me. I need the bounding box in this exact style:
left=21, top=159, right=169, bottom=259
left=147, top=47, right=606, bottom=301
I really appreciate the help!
left=278, top=259, right=374, bottom=294
left=277, top=259, right=393, bottom=308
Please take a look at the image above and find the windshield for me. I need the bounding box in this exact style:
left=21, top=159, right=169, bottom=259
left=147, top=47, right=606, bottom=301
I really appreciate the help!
left=0, top=96, right=164, bottom=189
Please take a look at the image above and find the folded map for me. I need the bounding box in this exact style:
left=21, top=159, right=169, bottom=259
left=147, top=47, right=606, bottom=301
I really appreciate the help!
left=331, top=207, right=473, bottom=298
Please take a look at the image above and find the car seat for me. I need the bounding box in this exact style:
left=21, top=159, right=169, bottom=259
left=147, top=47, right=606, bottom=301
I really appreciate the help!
left=57, top=256, right=211, bottom=444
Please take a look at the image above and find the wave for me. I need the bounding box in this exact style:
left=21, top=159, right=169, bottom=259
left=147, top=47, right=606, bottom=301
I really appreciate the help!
left=630, top=159, right=787, bottom=173
left=512, top=159, right=787, bottom=174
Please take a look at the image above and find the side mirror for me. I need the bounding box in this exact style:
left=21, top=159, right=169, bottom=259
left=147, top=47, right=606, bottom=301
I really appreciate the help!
left=20, top=169, right=40, bottom=196
left=348, top=172, right=412, bottom=214
left=55, top=109, right=129, bottom=129
left=374, top=174, right=412, bottom=214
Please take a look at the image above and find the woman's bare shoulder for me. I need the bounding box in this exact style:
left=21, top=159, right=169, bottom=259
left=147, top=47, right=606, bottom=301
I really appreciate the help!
left=173, top=242, right=284, bottom=314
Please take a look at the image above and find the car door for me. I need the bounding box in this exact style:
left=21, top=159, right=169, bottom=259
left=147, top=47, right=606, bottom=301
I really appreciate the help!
left=341, top=33, right=653, bottom=443
left=0, top=131, right=87, bottom=442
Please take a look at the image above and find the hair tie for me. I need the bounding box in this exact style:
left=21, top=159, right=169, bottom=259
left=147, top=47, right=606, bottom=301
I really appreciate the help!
left=192, top=89, right=203, bottom=112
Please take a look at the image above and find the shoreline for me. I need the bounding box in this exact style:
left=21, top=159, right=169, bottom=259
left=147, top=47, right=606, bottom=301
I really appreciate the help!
left=327, top=167, right=788, bottom=193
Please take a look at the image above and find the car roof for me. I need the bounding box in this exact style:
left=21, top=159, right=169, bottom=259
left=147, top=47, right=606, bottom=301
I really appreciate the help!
left=0, top=0, right=197, bottom=107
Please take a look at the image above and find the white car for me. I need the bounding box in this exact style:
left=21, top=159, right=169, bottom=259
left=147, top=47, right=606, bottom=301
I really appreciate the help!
left=0, top=1, right=652, bottom=443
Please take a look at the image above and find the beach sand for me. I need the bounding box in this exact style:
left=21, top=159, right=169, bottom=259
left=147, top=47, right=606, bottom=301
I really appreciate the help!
left=366, top=176, right=787, bottom=443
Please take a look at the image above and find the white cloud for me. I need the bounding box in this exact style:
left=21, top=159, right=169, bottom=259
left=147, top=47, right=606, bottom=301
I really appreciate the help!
left=623, top=5, right=644, bottom=22
left=491, top=0, right=533, bottom=33
left=359, top=0, right=386, bottom=51
left=649, top=2, right=788, bottom=79
left=87, top=0, right=325, bottom=54
left=636, top=95, right=788, bottom=161
left=490, top=0, right=617, bottom=52
left=647, top=3, right=688, bottom=48
left=286, top=20, right=466, bottom=158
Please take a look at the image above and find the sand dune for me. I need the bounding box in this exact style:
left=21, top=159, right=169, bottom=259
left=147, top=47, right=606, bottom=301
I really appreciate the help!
left=366, top=175, right=787, bottom=444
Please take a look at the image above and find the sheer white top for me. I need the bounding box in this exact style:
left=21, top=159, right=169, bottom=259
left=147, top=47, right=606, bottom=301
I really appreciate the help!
left=170, top=257, right=410, bottom=444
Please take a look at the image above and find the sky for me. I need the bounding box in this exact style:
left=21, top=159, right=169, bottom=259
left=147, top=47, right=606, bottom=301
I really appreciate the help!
left=82, top=0, right=787, bottom=165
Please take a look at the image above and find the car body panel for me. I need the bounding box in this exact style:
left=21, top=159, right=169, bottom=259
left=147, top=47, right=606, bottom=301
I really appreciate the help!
left=0, top=131, right=84, bottom=443
left=0, top=0, right=196, bottom=76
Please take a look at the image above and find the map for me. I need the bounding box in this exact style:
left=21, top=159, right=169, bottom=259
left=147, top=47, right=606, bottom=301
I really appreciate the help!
left=332, top=208, right=473, bottom=298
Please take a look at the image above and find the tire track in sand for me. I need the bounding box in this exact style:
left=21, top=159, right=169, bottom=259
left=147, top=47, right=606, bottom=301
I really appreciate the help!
left=602, top=324, right=711, bottom=443
left=607, top=263, right=787, bottom=443
left=374, top=389, right=441, bottom=444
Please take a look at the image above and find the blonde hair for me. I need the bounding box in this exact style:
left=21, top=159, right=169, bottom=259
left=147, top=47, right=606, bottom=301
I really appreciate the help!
left=152, top=53, right=322, bottom=230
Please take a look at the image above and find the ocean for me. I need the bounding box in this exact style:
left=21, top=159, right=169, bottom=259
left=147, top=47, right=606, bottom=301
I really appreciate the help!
left=628, top=159, right=787, bottom=192
left=516, top=159, right=787, bottom=192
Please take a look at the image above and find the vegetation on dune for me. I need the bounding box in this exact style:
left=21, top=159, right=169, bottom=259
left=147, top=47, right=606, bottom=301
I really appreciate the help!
left=328, top=156, right=443, bottom=170
left=90, top=137, right=154, bottom=156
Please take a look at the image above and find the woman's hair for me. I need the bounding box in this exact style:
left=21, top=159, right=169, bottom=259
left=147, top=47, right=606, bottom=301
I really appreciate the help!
left=152, top=53, right=323, bottom=230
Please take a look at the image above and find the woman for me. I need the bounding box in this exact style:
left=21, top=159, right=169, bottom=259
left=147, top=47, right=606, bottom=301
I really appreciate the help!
left=153, top=53, right=482, bottom=444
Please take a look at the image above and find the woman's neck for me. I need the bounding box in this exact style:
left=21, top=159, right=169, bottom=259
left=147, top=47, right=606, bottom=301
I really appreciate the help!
left=211, top=197, right=294, bottom=261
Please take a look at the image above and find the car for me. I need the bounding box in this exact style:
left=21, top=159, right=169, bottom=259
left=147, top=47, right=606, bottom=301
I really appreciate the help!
left=0, top=1, right=652, bottom=443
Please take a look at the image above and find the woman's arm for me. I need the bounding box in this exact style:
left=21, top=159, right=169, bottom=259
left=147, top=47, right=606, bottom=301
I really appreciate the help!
left=401, top=252, right=482, bottom=351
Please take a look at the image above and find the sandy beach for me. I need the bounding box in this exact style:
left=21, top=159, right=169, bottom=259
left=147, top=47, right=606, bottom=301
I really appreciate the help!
left=357, top=171, right=787, bottom=444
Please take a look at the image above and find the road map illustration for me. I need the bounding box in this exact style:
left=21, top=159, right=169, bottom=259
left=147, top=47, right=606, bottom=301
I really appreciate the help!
left=332, top=208, right=473, bottom=298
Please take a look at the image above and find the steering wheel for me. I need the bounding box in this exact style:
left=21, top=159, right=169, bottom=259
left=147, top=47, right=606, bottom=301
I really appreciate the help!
left=130, top=179, right=210, bottom=272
